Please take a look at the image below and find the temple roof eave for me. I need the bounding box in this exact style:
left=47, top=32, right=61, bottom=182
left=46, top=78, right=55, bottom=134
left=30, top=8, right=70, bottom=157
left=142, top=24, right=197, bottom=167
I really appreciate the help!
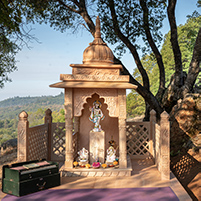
left=49, top=81, right=138, bottom=90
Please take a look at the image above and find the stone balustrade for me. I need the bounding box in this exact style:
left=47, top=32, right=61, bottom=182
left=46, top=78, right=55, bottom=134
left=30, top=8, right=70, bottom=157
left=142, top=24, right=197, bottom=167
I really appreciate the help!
left=17, top=109, right=170, bottom=180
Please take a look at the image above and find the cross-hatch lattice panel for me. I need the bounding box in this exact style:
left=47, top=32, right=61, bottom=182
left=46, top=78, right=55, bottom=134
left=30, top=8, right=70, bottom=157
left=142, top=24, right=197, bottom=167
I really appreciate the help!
left=52, top=123, right=66, bottom=159
left=126, top=122, right=150, bottom=156
left=28, top=124, right=48, bottom=161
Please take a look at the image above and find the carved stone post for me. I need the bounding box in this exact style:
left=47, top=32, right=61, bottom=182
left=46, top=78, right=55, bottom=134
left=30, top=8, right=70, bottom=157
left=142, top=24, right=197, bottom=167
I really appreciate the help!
left=118, top=89, right=127, bottom=168
left=64, top=88, right=74, bottom=168
left=150, top=109, right=156, bottom=159
left=45, top=109, right=52, bottom=161
left=17, top=111, right=29, bottom=162
left=160, top=111, right=170, bottom=180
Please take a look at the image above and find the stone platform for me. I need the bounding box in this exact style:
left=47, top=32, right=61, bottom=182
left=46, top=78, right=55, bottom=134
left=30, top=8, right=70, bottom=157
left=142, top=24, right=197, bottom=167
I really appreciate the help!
left=60, top=157, right=132, bottom=177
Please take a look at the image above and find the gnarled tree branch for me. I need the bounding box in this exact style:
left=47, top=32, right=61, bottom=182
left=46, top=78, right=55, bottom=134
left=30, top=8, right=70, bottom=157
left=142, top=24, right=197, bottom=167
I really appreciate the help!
left=183, top=27, right=201, bottom=95
left=140, top=0, right=165, bottom=97
left=108, top=0, right=150, bottom=91
left=167, top=0, right=183, bottom=87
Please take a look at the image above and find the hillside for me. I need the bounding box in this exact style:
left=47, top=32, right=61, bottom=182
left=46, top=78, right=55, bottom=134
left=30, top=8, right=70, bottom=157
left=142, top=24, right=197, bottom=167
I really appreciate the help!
left=0, top=93, right=65, bottom=145
left=0, top=92, right=64, bottom=120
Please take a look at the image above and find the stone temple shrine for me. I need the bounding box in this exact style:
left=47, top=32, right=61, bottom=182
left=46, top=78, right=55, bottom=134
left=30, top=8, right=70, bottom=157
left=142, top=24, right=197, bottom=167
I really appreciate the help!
left=50, top=16, right=137, bottom=176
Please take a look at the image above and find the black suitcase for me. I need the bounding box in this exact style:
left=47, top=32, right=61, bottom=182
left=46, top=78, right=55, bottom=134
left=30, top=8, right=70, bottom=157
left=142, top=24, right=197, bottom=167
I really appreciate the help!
left=2, top=159, right=60, bottom=196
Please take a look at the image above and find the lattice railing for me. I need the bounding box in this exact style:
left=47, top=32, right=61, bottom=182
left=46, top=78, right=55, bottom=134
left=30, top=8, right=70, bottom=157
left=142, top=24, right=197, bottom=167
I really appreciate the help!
left=51, top=123, right=79, bottom=161
left=51, top=123, right=65, bottom=161
left=126, top=122, right=150, bottom=158
left=27, top=124, right=48, bottom=161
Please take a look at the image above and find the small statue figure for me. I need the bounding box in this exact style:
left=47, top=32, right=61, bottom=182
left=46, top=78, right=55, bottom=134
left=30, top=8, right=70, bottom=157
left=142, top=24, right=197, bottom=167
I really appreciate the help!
left=78, top=148, right=89, bottom=162
left=106, top=146, right=116, bottom=163
left=106, top=138, right=117, bottom=164
left=89, top=100, right=105, bottom=132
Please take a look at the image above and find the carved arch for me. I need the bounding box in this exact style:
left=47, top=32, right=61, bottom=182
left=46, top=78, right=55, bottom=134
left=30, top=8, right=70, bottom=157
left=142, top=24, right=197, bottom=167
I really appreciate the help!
left=74, top=88, right=119, bottom=117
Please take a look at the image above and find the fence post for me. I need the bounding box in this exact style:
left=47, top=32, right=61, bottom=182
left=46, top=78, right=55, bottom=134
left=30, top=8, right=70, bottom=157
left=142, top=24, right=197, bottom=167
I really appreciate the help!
left=160, top=111, right=170, bottom=180
left=17, top=111, right=29, bottom=162
left=150, top=109, right=156, bottom=160
left=45, top=109, right=52, bottom=161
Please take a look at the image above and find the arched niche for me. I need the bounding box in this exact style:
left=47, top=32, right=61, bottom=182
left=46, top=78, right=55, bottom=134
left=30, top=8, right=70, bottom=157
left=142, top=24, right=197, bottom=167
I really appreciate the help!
left=78, top=93, right=119, bottom=157
left=74, top=88, right=119, bottom=117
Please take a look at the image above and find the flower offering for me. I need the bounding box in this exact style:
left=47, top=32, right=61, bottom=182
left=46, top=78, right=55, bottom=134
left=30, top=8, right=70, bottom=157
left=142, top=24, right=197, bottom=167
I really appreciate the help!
left=92, top=162, right=100, bottom=168
left=101, top=163, right=107, bottom=168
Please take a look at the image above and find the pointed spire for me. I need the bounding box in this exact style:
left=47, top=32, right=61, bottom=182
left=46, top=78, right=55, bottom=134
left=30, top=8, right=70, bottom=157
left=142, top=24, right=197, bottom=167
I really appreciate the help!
left=82, top=16, right=114, bottom=64
left=95, top=16, right=101, bottom=38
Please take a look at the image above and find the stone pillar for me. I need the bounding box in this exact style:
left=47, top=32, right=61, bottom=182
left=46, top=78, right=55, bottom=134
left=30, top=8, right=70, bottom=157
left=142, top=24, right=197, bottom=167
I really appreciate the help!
left=89, top=131, right=105, bottom=164
left=150, top=109, right=156, bottom=159
left=160, top=111, right=170, bottom=180
left=64, top=88, right=74, bottom=168
left=17, top=111, right=29, bottom=162
left=45, top=109, right=52, bottom=161
left=118, top=89, right=127, bottom=168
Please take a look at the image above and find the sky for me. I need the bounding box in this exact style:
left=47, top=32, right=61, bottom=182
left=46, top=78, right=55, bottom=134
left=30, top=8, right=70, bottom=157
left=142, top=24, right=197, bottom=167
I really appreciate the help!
left=1, top=0, right=200, bottom=101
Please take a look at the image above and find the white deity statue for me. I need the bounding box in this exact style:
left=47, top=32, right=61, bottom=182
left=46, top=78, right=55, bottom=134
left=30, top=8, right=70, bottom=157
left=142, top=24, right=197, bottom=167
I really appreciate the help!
left=78, top=148, right=89, bottom=162
left=106, top=139, right=117, bottom=163
left=106, top=146, right=116, bottom=163
left=89, top=100, right=105, bottom=132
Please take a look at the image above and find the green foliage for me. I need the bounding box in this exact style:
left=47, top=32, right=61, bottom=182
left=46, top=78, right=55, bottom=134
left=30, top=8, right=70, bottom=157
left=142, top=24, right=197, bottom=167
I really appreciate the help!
left=127, top=15, right=201, bottom=116
left=0, top=92, right=64, bottom=108
left=98, top=0, right=166, bottom=57
left=0, top=93, right=64, bottom=124
left=52, top=109, right=65, bottom=123
left=161, top=14, right=201, bottom=85
left=127, top=91, right=145, bottom=118
left=20, top=0, right=83, bottom=33
left=0, top=93, right=64, bottom=145
left=0, top=119, right=18, bottom=145
left=0, top=0, right=23, bottom=88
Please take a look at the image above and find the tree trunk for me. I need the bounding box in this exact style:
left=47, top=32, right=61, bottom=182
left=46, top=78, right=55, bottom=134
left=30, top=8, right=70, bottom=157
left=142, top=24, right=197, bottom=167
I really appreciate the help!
left=167, top=0, right=183, bottom=87
left=182, top=27, right=201, bottom=96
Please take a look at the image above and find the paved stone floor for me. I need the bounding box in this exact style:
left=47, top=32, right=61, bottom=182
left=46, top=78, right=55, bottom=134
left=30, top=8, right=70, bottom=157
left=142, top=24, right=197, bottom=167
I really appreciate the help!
left=0, top=159, right=192, bottom=200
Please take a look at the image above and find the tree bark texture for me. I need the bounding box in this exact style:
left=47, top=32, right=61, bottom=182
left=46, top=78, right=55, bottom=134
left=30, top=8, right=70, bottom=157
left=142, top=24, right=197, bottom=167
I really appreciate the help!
left=167, top=0, right=183, bottom=87
left=140, top=0, right=166, bottom=97
left=182, top=27, right=201, bottom=95
left=108, top=0, right=150, bottom=91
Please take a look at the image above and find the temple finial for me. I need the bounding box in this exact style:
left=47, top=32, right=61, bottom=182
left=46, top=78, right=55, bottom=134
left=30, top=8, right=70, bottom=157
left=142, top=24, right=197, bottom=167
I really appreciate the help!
left=95, top=16, right=101, bottom=38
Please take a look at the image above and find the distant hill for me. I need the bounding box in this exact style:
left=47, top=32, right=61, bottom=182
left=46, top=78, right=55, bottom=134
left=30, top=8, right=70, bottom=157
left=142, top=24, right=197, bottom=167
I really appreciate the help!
left=0, top=93, right=64, bottom=120
left=0, top=93, right=64, bottom=108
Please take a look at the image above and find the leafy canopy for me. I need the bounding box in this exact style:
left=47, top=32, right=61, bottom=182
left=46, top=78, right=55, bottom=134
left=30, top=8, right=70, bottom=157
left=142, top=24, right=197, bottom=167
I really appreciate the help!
left=127, top=14, right=201, bottom=117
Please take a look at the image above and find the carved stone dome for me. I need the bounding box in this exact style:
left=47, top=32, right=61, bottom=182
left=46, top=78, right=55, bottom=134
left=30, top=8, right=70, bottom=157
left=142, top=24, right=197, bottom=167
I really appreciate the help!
left=19, top=111, right=28, bottom=120
left=83, top=16, right=114, bottom=65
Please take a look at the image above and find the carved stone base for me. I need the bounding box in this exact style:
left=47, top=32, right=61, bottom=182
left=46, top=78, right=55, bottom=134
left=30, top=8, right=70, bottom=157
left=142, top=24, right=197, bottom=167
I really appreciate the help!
left=79, top=161, right=88, bottom=167
left=60, top=156, right=132, bottom=177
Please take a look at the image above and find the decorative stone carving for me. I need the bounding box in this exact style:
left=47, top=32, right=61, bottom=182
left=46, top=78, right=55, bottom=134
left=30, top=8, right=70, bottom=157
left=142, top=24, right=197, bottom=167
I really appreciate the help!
left=74, top=88, right=118, bottom=117
left=64, top=88, right=74, bottom=168
left=160, top=111, right=170, bottom=180
left=60, top=74, right=129, bottom=82
left=83, top=16, right=114, bottom=65
left=72, top=68, right=120, bottom=75
left=17, top=111, right=29, bottom=162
